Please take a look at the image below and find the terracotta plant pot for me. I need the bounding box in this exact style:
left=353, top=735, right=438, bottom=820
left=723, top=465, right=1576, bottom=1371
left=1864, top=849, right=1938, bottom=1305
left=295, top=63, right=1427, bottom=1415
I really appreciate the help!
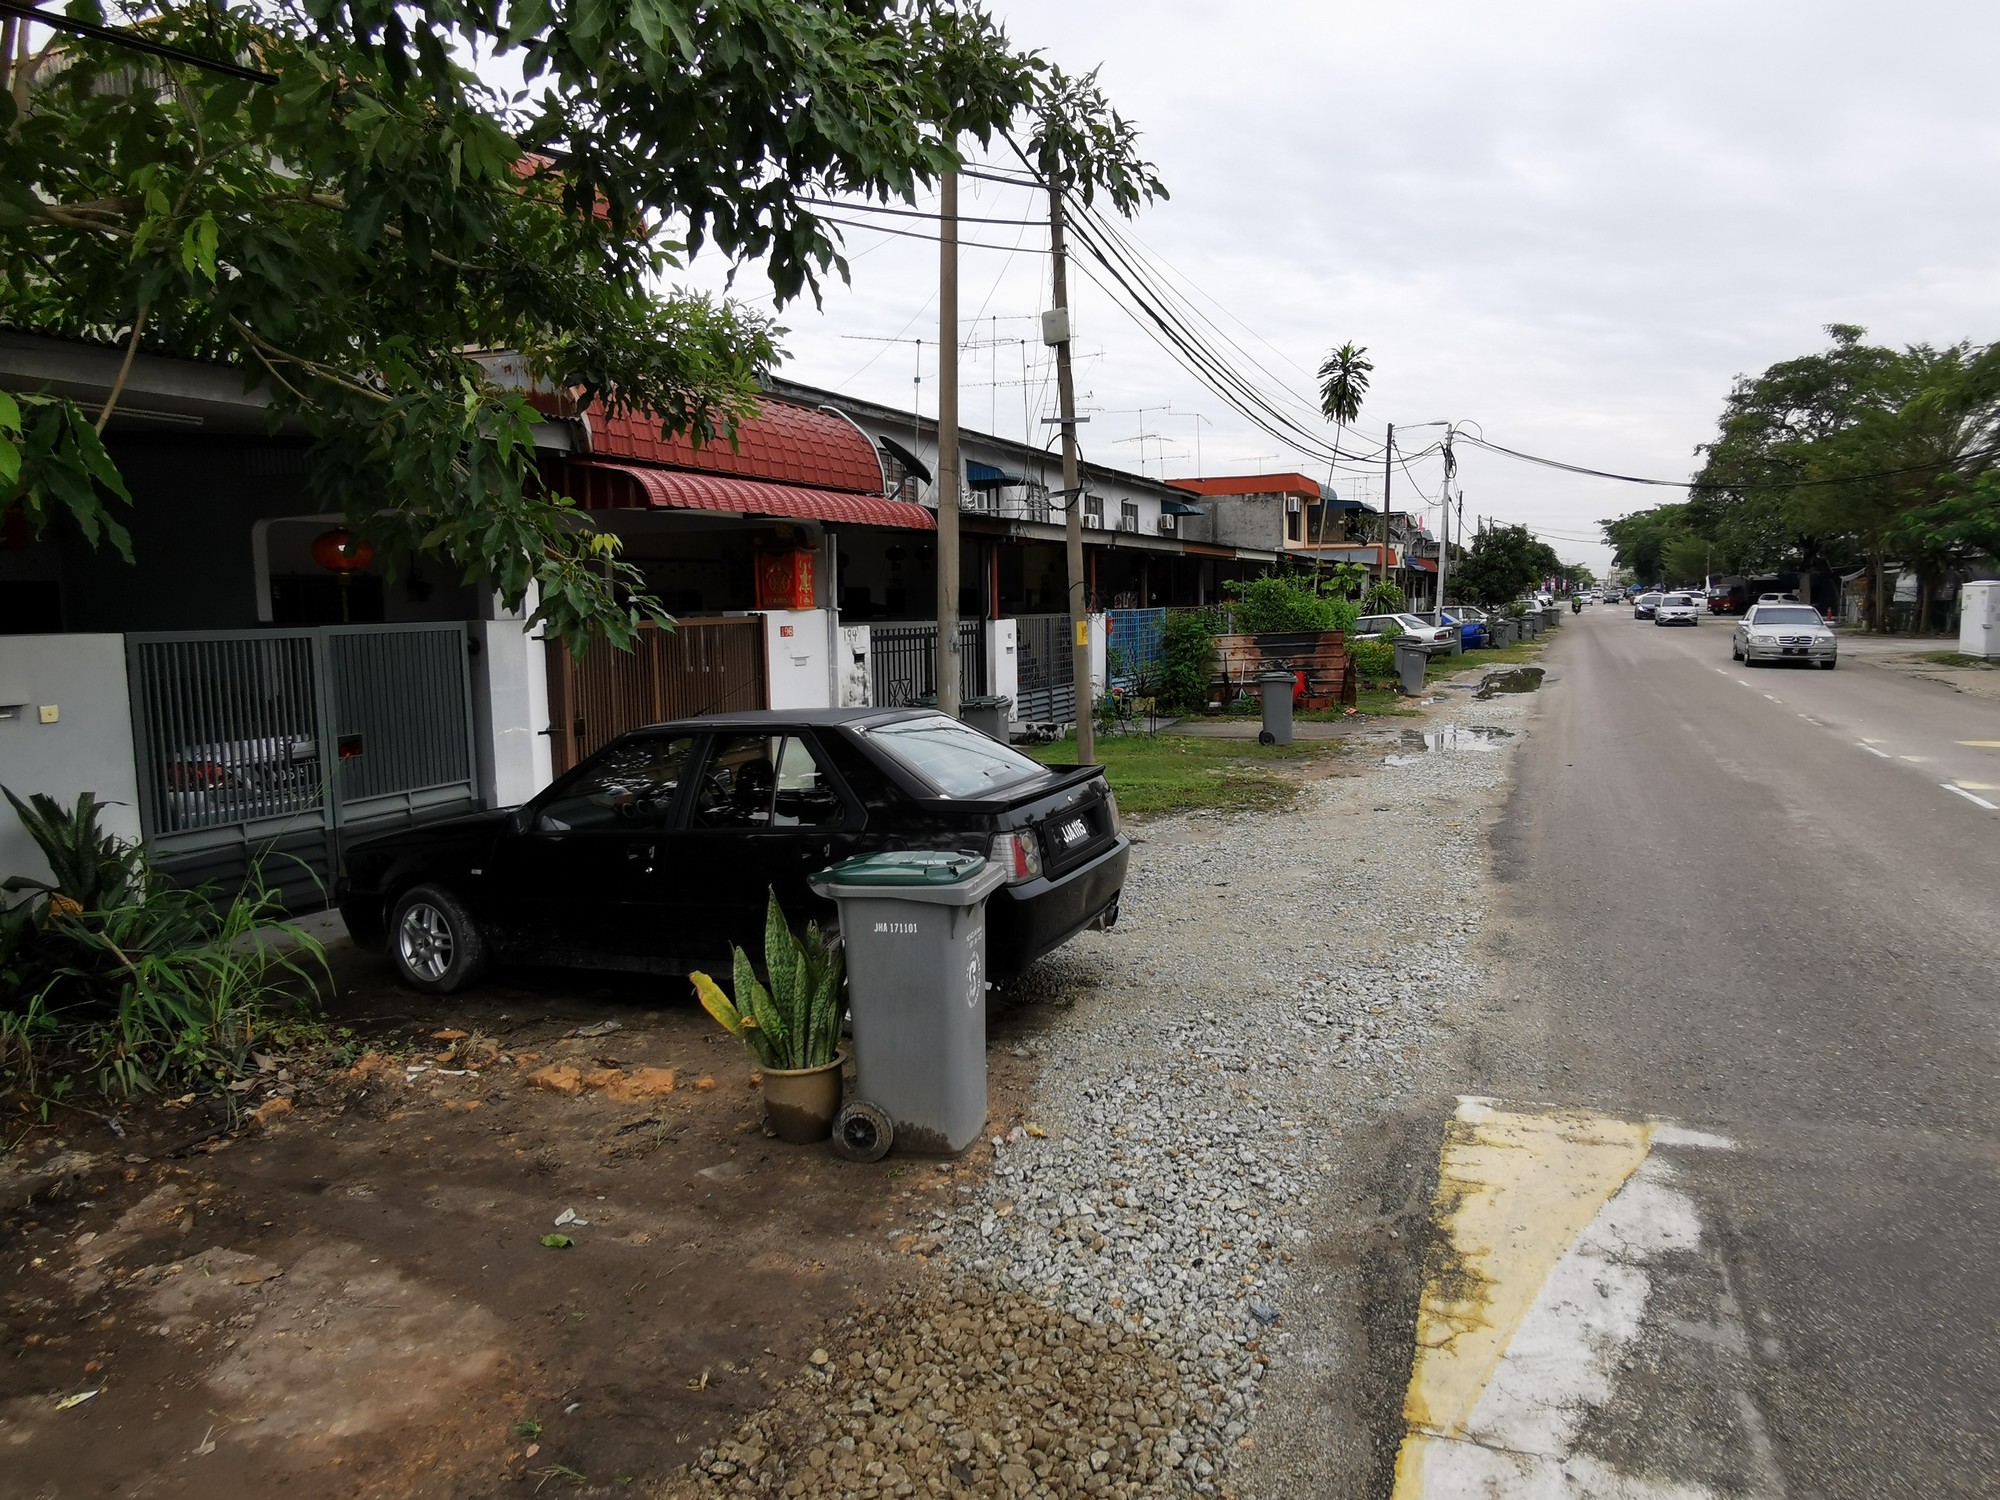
left=760, top=1052, right=846, bottom=1144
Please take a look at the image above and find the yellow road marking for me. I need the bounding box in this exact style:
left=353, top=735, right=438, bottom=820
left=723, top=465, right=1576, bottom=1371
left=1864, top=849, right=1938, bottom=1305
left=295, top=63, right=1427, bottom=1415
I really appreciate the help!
left=1957, top=782, right=2000, bottom=791
left=1957, top=740, right=2000, bottom=748
left=1397, top=1100, right=1650, bottom=1449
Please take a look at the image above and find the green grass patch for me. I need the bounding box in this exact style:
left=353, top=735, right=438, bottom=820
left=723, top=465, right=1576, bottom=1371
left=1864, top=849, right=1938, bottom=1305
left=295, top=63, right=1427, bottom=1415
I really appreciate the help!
left=1024, top=733, right=1337, bottom=817
left=1919, top=650, right=1995, bottom=668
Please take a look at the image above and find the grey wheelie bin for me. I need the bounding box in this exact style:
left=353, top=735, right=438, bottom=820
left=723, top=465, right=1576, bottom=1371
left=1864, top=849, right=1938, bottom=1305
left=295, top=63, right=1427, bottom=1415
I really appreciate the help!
left=1254, top=671, right=1295, bottom=746
left=810, top=851, right=1007, bottom=1159
left=1394, top=638, right=1429, bottom=696
left=959, top=694, right=1013, bottom=742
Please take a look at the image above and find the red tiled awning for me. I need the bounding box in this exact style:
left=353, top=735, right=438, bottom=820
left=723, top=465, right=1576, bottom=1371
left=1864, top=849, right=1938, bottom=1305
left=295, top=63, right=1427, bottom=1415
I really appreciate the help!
left=1409, top=555, right=1438, bottom=573
left=569, top=461, right=935, bottom=530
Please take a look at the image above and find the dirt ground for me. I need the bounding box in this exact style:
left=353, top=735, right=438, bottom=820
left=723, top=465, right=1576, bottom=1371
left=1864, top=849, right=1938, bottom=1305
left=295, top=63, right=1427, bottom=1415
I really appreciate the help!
left=1, top=953, right=1055, bottom=1498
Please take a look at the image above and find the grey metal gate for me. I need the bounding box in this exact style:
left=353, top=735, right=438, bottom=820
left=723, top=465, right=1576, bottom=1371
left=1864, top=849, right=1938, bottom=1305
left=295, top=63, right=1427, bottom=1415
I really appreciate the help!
left=126, top=624, right=478, bottom=906
left=1013, top=612, right=1077, bottom=724
left=869, top=620, right=986, bottom=708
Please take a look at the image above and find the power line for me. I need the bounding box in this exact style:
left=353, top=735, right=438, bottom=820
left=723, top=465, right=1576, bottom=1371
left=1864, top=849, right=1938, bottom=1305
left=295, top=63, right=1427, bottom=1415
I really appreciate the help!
left=800, top=196, right=1046, bottom=228
left=1459, top=433, right=1999, bottom=494
left=0, top=0, right=277, bottom=83
left=814, top=215, right=1051, bottom=255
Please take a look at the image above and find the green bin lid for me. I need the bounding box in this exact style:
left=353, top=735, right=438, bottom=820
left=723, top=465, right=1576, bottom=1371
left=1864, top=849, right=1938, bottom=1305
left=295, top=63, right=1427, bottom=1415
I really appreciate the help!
left=821, top=849, right=988, bottom=886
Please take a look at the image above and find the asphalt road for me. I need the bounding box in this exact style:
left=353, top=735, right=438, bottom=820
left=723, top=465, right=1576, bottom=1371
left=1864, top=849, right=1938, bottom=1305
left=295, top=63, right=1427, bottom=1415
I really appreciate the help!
left=1418, top=607, right=1999, bottom=1497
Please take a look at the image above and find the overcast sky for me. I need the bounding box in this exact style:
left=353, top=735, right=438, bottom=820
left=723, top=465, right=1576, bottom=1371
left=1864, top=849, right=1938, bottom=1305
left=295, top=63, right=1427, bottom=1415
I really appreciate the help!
left=682, top=0, right=2000, bottom=575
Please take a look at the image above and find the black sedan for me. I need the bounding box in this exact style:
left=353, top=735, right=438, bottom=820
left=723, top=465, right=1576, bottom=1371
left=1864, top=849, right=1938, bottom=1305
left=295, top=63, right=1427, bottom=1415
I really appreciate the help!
left=338, top=708, right=1130, bottom=994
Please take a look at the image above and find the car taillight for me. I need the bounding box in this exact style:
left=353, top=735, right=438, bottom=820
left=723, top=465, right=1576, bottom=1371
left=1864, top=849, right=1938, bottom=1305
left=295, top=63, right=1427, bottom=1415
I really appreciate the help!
left=165, top=761, right=229, bottom=790
left=989, top=831, right=1043, bottom=883
left=1103, top=787, right=1120, bottom=834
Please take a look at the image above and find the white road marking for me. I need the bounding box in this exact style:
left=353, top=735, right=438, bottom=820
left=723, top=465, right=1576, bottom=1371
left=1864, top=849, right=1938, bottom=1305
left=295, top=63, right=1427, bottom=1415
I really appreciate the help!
left=1942, top=784, right=1999, bottom=811
left=1858, top=744, right=1892, bottom=759
left=1899, top=755, right=1932, bottom=763
left=1737, top=678, right=1754, bottom=686
left=1395, top=1102, right=1769, bottom=1500
left=1762, top=694, right=1782, bottom=703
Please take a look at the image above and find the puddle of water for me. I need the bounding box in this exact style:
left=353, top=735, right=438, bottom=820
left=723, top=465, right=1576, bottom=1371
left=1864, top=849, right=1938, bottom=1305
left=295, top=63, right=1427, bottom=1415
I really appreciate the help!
left=1383, top=723, right=1515, bottom=766
left=1474, top=666, right=1546, bottom=699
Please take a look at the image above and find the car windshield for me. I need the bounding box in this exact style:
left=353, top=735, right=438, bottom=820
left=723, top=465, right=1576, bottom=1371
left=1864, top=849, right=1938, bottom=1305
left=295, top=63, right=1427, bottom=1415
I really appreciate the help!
left=1663, top=595, right=1695, bottom=606
left=865, top=714, right=1050, bottom=798
left=1641, top=594, right=1662, bottom=602
left=1750, top=606, right=1822, bottom=626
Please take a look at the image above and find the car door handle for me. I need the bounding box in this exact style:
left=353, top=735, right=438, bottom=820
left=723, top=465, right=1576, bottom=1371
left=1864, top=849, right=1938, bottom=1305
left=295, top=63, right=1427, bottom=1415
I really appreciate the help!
left=627, top=843, right=655, bottom=861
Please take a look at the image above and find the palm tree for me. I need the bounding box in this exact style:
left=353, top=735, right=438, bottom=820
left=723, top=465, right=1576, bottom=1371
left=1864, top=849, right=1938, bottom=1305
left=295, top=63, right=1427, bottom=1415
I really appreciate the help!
left=1314, top=342, right=1374, bottom=581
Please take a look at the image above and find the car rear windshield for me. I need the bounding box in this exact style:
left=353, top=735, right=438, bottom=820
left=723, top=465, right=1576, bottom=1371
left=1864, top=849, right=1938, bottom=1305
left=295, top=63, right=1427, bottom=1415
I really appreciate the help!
left=1751, top=606, right=1822, bottom=626
left=864, top=714, right=1051, bottom=798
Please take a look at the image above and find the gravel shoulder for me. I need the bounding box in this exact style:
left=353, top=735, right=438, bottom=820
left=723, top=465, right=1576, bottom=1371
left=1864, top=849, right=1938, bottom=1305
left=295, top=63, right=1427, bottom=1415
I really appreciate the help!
left=672, top=672, right=1536, bottom=1500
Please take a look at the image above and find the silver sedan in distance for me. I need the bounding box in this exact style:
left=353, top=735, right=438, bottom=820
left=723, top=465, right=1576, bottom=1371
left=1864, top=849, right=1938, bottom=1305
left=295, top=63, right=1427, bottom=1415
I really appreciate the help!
left=1732, top=603, right=1837, bottom=668
left=1654, top=592, right=1702, bottom=626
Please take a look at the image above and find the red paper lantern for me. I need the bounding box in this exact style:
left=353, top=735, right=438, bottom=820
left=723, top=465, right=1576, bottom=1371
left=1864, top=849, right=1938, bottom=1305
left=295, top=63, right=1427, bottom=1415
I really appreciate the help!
left=311, top=527, right=374, bottom=573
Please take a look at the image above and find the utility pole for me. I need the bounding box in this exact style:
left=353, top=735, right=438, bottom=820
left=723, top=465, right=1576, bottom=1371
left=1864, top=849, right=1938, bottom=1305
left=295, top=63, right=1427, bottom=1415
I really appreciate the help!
left=1377, top=423, right=1395, bottom=592
left=934, top=166, right=961, bottom=718
left=1047, top=182, right=1093, bottom=765
left=1438, top=431, right=1457, bottom=651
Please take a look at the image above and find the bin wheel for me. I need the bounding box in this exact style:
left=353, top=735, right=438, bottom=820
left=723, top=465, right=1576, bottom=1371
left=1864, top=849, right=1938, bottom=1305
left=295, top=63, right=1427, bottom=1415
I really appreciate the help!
left=1257, top=729, right=1276, bottom=747
left=834, top=1100, right=894, bottom=1163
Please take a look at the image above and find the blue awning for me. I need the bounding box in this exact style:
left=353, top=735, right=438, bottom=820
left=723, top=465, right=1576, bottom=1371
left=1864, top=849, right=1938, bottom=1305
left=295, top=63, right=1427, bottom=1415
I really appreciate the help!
left=1162, top=498, right=1206, bottom=515
left=967, top=460, right=1024, bottom=490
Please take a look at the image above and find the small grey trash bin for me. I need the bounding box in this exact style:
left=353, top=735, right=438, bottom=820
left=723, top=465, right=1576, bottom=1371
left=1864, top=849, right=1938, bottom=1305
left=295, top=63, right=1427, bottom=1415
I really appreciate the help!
left=810, top=851, right=1008, bottom=1157
left=1394, top=638, right=1428, bottom=696
left=960, top=694, right=1012, bottom=742
left=1254, top=671, right=1295, bottom=746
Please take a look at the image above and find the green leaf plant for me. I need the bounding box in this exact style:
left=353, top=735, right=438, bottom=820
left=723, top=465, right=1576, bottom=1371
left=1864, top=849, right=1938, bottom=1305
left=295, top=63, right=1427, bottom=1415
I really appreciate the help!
left=691, top=890, right=843, bottom=1072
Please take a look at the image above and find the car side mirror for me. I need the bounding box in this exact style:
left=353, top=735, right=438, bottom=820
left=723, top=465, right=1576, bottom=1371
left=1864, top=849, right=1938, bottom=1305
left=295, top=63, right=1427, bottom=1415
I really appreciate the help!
left=507, top=806, right=533, bottom=835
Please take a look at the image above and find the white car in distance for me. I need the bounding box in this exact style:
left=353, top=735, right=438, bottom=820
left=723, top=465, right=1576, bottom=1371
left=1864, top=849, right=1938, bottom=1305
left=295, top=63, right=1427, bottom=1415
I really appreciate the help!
left=1653, top=593, right=1702, bottom=626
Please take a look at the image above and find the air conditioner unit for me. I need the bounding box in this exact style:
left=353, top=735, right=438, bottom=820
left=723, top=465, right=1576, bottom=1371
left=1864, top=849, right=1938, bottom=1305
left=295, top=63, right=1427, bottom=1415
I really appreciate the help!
left=1158, top=513, right=1176, bottom=532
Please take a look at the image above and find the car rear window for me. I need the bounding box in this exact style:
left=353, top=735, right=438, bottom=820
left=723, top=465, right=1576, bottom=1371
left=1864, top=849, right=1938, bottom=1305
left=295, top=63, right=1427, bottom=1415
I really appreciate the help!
left=864, top=715, right=1051, bottom=798
left=1750, top=606, right=1822, bottom=626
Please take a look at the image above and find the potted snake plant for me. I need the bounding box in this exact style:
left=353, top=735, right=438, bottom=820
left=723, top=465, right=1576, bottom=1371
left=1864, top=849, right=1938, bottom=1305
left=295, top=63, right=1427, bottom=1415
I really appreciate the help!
left=692, top=892, right=846, bottom=1143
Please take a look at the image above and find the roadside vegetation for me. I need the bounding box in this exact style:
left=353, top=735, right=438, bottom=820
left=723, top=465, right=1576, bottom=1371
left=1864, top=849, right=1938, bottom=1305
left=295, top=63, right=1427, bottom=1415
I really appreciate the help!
left=1, top=791, right=329, bottom=1144
left=1600, top=325, right=2000, bottom=631
left=1025, top=734, right=1340, bottom=817
left=1426, top=638, right=1546, bottom=681
left=1918, top=651, right=1995, bottom=669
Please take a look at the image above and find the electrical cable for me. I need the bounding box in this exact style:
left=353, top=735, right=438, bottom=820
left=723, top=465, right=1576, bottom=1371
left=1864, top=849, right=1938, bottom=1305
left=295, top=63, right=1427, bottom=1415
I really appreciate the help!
left=1459, top=433, right=2000, bottom=494
left=799, top=195, right=1046, bottom=228
left=0, top=0, right=276, bottom=83
left=813, top=215, right=1051, bottom=256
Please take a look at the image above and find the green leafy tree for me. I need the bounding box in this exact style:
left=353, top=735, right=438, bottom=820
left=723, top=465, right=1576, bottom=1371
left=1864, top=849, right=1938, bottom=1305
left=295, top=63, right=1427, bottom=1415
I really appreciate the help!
left=1, top=1, right=1155, bottom=650
left=1454, top=524, right=1558, bottom=609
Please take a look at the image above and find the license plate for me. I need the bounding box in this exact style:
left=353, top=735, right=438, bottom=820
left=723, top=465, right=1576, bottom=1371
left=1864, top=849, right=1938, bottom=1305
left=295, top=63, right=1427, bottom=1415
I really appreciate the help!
left=1058, top=817, right=1089, bottom=845
left=1784, top=647, right=1805, bottom=655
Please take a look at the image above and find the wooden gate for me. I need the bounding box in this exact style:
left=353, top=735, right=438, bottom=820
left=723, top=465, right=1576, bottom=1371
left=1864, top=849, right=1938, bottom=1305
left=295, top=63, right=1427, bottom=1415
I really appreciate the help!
left=543, top=618, right=767, bottom=775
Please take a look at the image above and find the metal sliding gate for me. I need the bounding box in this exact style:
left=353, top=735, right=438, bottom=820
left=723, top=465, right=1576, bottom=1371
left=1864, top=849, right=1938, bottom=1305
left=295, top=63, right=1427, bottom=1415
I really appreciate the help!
left=868, top=619, right=986, bottom=709
left=126, top=624, right=479, bottom=907
left=1013, top=612, right=1077, bottom=725
left=543, top=617, right=767, bottom=776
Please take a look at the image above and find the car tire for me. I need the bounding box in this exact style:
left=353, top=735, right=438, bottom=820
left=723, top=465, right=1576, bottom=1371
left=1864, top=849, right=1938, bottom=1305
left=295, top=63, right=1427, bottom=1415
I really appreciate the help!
left=1821, top=659, right=1837, bottom=671
left=389, top=883, right=488, bottom=995
left=1731, top=643, right=1741, bottom=661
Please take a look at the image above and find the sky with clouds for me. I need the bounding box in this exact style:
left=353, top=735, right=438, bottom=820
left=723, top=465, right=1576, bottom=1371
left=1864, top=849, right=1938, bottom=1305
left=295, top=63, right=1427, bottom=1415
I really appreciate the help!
left=673, top=0, right=1999, bottom=576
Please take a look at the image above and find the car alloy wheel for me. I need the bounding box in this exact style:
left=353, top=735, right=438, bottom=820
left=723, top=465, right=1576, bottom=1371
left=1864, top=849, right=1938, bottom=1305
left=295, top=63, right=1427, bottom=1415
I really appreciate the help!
left=397, top=900, right=455, bottom=982
left=389, top=883, right=487, bottom=994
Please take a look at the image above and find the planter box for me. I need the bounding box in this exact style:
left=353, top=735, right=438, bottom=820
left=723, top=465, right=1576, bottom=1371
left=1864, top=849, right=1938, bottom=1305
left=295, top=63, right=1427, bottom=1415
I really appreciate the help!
left=1212, top=631, right=1356, bottom=711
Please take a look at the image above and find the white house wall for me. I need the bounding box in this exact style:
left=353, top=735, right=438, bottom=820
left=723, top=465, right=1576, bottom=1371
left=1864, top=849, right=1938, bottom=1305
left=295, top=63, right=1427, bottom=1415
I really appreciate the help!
left=0, top=634, right=143, bottom=888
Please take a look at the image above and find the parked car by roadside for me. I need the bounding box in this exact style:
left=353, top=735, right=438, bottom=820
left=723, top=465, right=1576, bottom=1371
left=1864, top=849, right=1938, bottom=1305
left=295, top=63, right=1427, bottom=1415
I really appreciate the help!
left=1732, top=604, right=1837, bottom=668
left=1654, top=593, right=1702, bottom=626
left=338, top=708, right=1130, bottom=994
left=1354, top=612, right=1458, bottom=655
left=1634, top=592, right=1664, bottom=619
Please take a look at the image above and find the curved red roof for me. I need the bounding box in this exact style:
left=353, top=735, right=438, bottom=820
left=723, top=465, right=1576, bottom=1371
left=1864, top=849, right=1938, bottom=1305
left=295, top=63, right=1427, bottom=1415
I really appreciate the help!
left=573, top=462, right=934, bottom=530
left=588, top=398, right=884, bottom=494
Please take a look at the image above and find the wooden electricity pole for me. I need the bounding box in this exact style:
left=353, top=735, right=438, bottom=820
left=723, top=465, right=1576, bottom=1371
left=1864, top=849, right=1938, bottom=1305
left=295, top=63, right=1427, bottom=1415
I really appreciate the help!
left=934, top=167, right=961, bottom=717
left=1377, top=422, right=1395, bottom=592
left=1047, top=183, right=1094, bottom=764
